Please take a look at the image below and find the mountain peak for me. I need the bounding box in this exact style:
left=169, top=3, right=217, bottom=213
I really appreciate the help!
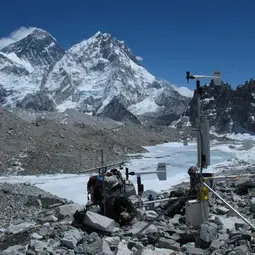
left=94, top=31, right=111, bottom=39
left=1, top=28, right=65, bottom=69
left=28, top=28, right=57, bottom=42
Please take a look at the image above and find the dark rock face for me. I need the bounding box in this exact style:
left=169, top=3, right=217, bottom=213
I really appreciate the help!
left=16, top=93, right=55, bottom=111
left=1, top=29, right=65, bottom=68
left=0, top=85, right=8, bottom=104
left=188, top=79, right=255, bottom=134
left=97, top=97, right=141, bottom=125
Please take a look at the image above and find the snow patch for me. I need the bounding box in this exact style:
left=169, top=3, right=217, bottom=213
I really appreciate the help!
left=128, top=98, right=162, bottom=115
left=0, top=52, right=34, bottom=72
left=172, top=85, right=194, bottom=98
left=211, top=132, right=255, bottom=141
left=202, top=97, right=214, bottom=103
left=56, top=99, right=78, bottom=112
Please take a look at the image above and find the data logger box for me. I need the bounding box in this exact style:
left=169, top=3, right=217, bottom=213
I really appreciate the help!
left=185, top=199, right=209, bottom=227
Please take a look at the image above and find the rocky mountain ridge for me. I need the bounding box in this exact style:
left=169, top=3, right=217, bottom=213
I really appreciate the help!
left=188, top=79, right=255, bottom=134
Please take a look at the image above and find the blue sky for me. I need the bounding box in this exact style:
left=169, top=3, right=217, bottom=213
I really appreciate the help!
left=1, top=0, right=255, bottom=89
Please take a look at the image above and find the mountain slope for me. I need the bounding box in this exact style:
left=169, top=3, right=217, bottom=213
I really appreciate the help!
left=0, top=28, right=65, bottom=108
left=188, top=79, right=255, bottom=134
left=0, top=28, right=192, bottom=123
left=97, top=96, right=141, bottom=124
left=41, top=31, right=190, bottom=118
left=1, top=28, right=65, bottom=69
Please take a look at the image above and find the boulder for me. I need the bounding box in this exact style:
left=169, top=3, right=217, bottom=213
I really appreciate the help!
left=211, top=250, right=225, bottom=255
left=233, top=245, right=250, bottom=255
left=2, top=245, right=26, bottom=255
left=145, top=210, right=158, bottom=221
left=210, top=239, right=225, bottom=250
left=31, top=233, right=44, bottom=240
left=61, top=229, right=83, bottom=249
left=127, top=240, right=144, bottom=251
left=30, top=240, right=48, bottom=252
left=158, top=237, right=180, bottom=251
left=235, top=178, right=255, bottom=194
left=170, top=214, right=181, bottom=226
left=7, top=221, right=36, bottom=234
left=232, top=194, right=241, bottom=202
left=46, top=239, right=61, bottom=252
left=136, top=208, right=145, bottom=220
left=218, top=234, right=229, bottom=241
left=38, top=215, right=58, bottom=223
left=83, top=211, right=118, bottom=232
left=74, top=245, right=86, bottom=254
left=105, top=236, right=121, bottom=249
left=116, top=241, right=132, bottom=255
left=57, top=203, right=84, bottom=218
left=83, top=239, right=102, bottom=254
left=198, top=222, right=218, bottom=248
left=182, top=245, right=205, bottom=255
left=216, top=206, right=229, bottom=215
left=126, top=221, right=158, bottom=236
left=87, top=232, right=100, bottom=244
left=99, top=240, right=114, bottom=255
left=250, top=197, right=255, bottom=214
left=141, top=248, right=175, bottom=254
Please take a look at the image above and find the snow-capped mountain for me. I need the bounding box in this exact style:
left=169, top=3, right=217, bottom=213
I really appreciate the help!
left=188, top=79, right=255, bottom=134
left=0, top=28, right=192, bottom=122
left=0, top=28, right=65, bottom=107
left=41, top=31, right=190, bottom=116
left=1, top=28, right=65, bottom=69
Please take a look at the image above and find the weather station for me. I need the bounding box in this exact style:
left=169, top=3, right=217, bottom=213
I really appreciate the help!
left=185, top=71, right=255, bottom=230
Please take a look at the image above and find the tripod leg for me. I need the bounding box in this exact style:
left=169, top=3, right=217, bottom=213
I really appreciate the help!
left=203, top=182, right=255, bottom=231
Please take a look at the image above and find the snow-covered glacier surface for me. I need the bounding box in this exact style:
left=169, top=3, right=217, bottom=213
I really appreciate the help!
left=0, top=142, right=233, bottom=205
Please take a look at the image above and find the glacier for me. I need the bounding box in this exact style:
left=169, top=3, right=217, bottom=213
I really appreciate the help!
left=0, top=142, right=233, bottom=205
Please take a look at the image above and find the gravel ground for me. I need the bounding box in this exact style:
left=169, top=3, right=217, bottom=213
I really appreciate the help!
left=0, top=171, right=254, bottom=255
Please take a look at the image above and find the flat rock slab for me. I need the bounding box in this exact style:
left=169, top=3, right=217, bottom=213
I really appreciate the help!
left=141, top=248, right=175, bottom=255
left=184, top=246, right=205, bottom=255
left=216, top=206, right=230, bottom=215
left=57, top=203, right=84, bottom=218
left=126, top=221, right=158, bottom=235
left=2, top=245, right=26, bottom=255
left=83, top=211, right=118, bottom=232
left=158, top=237, right=180, bottom=251
left=7, top=222, right=36, bottom=234
left=38, top=215, right=58, bottom=223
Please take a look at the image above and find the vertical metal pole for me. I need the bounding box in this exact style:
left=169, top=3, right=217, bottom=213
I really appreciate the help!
left=101, top=150, right=104, bottom=166
left=196, top=79, right=202, bottom=174
left=101, top=150, right=107, bottom=216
